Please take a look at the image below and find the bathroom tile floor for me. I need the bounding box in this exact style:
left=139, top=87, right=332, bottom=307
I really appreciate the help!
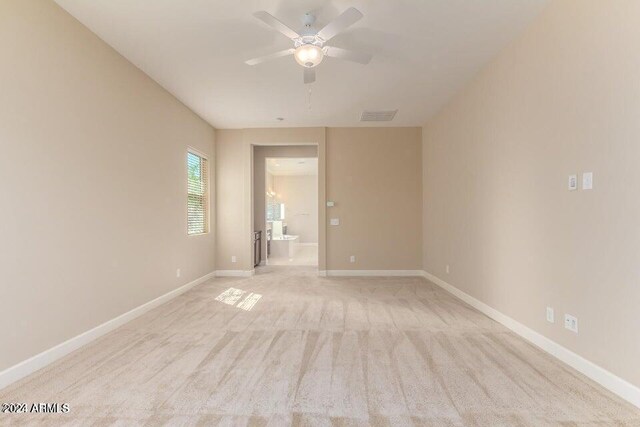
left=267, top=244, right=318, bottom=266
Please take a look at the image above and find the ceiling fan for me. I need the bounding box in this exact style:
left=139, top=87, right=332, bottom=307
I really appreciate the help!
left=245, top=7, right=372, bottom=84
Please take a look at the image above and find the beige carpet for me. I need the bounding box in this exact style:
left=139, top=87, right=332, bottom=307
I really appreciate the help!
left=1, top=267, right=639, bottom=426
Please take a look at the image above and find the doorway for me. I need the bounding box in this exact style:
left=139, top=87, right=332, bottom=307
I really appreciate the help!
left=251, top=143, right=321, bottom=271
left=264, top=157, right=318, bottom=266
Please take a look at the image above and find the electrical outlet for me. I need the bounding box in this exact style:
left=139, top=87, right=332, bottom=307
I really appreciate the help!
left=446, top=264, right=450, bottom=274
left=568, top=174, right=578, bottom=191
left=231, top=256, right=237, bottom=263
left=546, top=307, right=554, bottom=323
left=330, top=218, right=340, bottom=226
left=350, top=255, right=356, bottom=263
left=176, top=268, right=181, bottom=278
left=564, top=314, right=578, bottom=333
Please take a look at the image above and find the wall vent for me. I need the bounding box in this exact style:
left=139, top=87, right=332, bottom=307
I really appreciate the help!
left=360, top=110, right=397, bottom=122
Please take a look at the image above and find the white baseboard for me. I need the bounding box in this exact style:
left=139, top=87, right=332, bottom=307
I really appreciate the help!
left=318, top=270, right=327, bottom=277
left=0, top=270, right=216, bottom=392
left=215, top=270, right=255, bottom=277
left=327, top=270, right=424, bottom=277
left=422, top=271, right=640, bottom=409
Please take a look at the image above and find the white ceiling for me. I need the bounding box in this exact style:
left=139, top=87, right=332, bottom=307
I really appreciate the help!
left=267, top=158, right=318, bottom=176
left=54, top=0, right=547, bottom=129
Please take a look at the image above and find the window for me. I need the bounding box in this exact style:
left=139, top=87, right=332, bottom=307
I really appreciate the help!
left=266, top=201, right=285, bottom=221
left=187, top=150, right=209, bottom=235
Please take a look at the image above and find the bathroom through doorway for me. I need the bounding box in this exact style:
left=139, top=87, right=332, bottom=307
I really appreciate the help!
left=264, top=157, right=318, bottom=266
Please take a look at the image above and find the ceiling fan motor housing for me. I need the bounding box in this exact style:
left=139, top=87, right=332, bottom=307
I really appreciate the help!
left=294, top=34, right=324, bottom=48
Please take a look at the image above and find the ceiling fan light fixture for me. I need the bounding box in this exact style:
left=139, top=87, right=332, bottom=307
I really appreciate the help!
left=294, top=44, right=324, bottom=68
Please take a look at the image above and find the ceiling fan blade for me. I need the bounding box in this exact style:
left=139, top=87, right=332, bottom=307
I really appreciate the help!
left=245, top=49, right=295, bottom=66
left=303, top=68, right=316, bottom=84
left=316, top=7, right=363, bottom=42
left=253, top=11, right=300, bottom=40
left=324, top=46, right=372, bottom=65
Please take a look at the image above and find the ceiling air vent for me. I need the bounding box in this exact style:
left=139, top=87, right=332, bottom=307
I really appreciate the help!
left=360, top=110, right=397, bottom=122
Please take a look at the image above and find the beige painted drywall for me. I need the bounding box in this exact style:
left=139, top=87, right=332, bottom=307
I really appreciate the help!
left=326, top=128, right=422, bottom=270
left=0, top=0, right=215, bottom=373
left=423, top=0, right=640, bottom=387
left=273, top=175, right=319, bottom=244
left=253, top=146, right=318, bottom=260
left=216, top=129, right=325, bottom=271
left=215, top=130, right=246, bottom=271
left=217, top=127, right=421, bottom=272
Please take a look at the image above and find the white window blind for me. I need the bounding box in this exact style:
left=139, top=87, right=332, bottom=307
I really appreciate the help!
left=187, top=151, right=209, bottom=235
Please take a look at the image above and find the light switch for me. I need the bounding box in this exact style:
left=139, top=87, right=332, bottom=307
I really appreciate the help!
left=330, top=218, right=340, bottom=226
left=568, top=174, right=578, bottom=191
left=582, top=172, right=593, bottom=190
left=546, top=307, right=554, bottom=323
left=326, top=201, right=335, bottom=207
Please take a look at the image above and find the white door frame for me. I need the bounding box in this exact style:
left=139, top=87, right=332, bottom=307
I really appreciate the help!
left=240, top=128, right=327, bottom=274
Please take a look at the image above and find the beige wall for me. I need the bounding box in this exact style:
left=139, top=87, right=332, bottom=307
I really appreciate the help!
left=0, top=0, right=215, bottom=373
left=327, top=128, right=422, bottom=270
left=215, top=130, right=246, bottom=271
left=217, top=127, right=422, bottom=272
left=273, top=175, right=319, bottom=244
left=422, top=0, right=640, bottom=388
left=253, top=146, right=318, bottom=259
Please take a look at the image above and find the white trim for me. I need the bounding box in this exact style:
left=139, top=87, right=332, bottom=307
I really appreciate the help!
left=215, top=270, right=255, bottom=277
left=318, top=270, right=327, bottom=277
left=247, top=135, right=327, bottom=280
left=327, top=270, right=424, bottom=277
left=0, top=270, right=216, bottom=391
left=422, top=271, right=640, bottom=409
